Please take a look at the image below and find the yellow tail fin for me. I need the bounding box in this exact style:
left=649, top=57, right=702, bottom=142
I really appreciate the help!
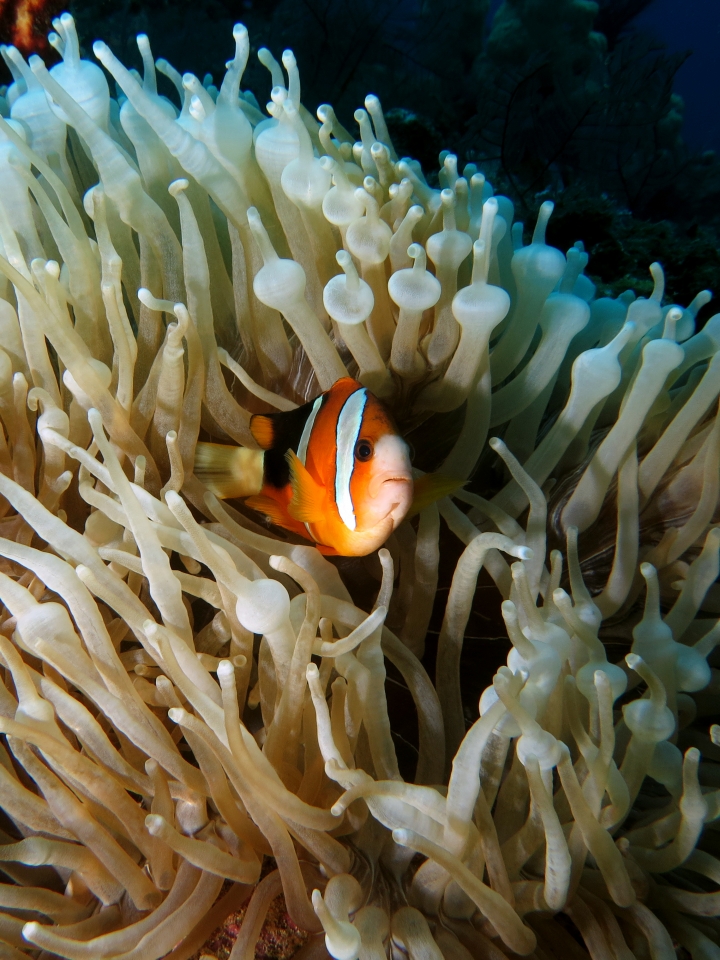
left=193, top=443, right=264, bottom=499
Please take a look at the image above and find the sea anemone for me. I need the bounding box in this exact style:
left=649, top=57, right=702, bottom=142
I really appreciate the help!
left=0, top=13, right=717, bottom=960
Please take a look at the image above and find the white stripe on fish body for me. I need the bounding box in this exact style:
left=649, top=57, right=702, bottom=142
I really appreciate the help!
left=299, top=395, right=324, bottom=539
left=335, top=388, right=368, bottom=531
left=298, top=396, right=323, bottom=466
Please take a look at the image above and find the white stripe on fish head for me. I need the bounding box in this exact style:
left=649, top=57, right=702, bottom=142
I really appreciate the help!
left=335, top=388, right=368, bottom=531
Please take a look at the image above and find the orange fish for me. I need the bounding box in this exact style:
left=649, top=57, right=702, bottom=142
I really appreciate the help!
left=194, top=377, right=459, bottom=556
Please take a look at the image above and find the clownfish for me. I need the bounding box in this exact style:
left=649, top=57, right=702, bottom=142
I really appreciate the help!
left=194, top=377, right=459, bottom=556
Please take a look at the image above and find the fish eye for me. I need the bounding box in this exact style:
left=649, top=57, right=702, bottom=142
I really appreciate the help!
left=355, top=439, right=373, bottom=462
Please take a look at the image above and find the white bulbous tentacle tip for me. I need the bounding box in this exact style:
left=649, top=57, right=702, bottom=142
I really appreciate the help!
left=663, top=306, right=683, bottom=340
left=137, top=288, right=176, bottom=314
left=336, top=249, right=353, bottom=274
left=625, top=652, right=642, bottom=673
left=55, top=13, right=79, bottom=63
left=650, top=262, right=665, bottom=301
left=168, top=178, right=189, bottom=198
left=92, top=40, right=109, bottom=61
left=470, top=238, right=488, bottom=285
left=354, top=186, right=374, bottom=213
left=532, top=200, right=554, bottom=245
left=217, top=660, right=234, bottom=680
left=306, top=663, right=320, bottom=680
left=626, top=654, right=668, bottom=704
left=145, top=813, right=164, bottom=835
left=483, top=196, right=499, bottom=215
left=47, top=32, right=63, bottom=55
left=640, top=562, right=656, bottom=581
left=87, top=407, right=103, bottom=431
left=408, top=243, right=425, bottom=271
left=28, top=54, right=46, bottom=75
left=335, top=250, right=360, bottom=293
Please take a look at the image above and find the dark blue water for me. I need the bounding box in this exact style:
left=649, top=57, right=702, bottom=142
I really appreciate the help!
left=636, top=0, right=720, bottom=154
left=485, top=0, right=720, bottom=156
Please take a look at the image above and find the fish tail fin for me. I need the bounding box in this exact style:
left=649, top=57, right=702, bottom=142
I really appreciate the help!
left=194, top=443, right=264, bottom=499
left=407, top=473, right=465, bottom=518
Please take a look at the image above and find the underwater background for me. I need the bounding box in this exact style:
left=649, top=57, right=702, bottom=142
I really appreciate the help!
left=0, top=0, right=718, bottom=315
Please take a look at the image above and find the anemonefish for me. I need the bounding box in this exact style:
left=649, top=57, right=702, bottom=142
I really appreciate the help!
left=194, top=377, right=459, bottom=556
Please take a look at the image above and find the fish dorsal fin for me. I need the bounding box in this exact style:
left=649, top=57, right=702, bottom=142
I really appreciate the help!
left=286, top=450, right=326, bottom=524
left=250, top=397, right=322, bottom=452
left=249, top=415, right=276, bottom=450
left=408, top=473, right=465, bottom=518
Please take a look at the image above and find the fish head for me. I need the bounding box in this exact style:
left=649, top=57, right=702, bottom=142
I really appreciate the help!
left=287, top=378, right=416, bottom=555
left=352, top=431, right=413, bottom=533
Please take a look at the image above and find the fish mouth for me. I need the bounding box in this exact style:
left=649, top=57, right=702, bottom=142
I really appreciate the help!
left=382, top=477, right=414, bottom=528
left=368, top=474, right=412, bottom=499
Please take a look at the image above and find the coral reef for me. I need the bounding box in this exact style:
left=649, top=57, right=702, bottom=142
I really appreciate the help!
left=465, top=24, right=691, bottom=217
left=0, top=12, right=715, bottom=960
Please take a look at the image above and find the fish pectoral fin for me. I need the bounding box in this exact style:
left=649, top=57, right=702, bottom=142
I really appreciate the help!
left=245, top=495, right=293, bottom=530
left=194, top=443, right=264, bottom=499
left=315, top=543, right=339, bottom=556
left=407, top=473, right=465, bottom=518
left=286, top=450, right=326, bottom=524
